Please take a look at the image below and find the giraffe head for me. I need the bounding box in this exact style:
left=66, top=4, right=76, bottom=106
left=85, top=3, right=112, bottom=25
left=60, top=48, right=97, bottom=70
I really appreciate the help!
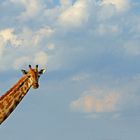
left=21, top=65, right=46, bottom=89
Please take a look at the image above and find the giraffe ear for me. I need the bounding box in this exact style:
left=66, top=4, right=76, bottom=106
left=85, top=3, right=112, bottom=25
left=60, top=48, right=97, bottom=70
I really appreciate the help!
left=38, top=68, right=46, bottom=75
left=21, top=69, right=28, bottom=75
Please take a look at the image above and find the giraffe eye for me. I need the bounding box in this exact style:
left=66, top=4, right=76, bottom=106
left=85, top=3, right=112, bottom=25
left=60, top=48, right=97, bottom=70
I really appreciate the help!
left=21, top=69, right=28, bottom=75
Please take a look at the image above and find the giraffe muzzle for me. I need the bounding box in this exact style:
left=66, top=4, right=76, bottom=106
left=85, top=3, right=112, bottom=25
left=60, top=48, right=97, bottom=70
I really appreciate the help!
left=32, top=83, right=39, bottom=89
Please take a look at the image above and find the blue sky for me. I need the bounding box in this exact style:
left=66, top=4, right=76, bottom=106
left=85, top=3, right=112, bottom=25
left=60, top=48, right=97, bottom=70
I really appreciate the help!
left=0, top=0, right=140, bottom=139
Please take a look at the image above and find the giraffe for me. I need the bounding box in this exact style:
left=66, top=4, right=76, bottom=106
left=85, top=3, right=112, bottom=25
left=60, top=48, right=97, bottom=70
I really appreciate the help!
left=0, top=65, right=46, bottom=124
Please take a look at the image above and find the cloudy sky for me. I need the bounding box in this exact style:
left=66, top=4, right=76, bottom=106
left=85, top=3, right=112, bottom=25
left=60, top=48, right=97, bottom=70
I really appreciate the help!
left=0, top=0, right=140, bottom=139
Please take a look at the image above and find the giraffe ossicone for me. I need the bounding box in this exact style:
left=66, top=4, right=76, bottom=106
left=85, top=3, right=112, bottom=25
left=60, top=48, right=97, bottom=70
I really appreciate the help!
left=0, top=65, right=46, bottom=124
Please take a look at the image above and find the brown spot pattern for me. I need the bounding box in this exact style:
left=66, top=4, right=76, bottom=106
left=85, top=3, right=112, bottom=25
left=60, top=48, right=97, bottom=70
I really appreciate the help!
left=0, top=75, right=33, bottom=124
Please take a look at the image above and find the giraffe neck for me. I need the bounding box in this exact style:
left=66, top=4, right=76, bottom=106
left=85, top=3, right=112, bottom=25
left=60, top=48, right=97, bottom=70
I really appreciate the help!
left=0, top=75, right=33, bottom=124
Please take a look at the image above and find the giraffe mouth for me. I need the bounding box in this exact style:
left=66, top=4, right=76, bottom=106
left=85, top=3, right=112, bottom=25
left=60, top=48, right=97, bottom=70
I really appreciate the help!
left=32, top=83, right=39, bottom=89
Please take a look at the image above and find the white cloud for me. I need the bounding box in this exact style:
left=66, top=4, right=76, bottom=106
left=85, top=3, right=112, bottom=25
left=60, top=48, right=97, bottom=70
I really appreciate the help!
left=70, top=72, right=140, bottom=119
left=34, top=51, right=48, bottom=67
left=97, top=4, right=116, bottom=20
left=58, top=0, right=90, bottom=28
left=13, top=53, right=46, bottom=70
left=14, top=56, right=30, bottom=69
left=71, top=73, right=89, bottom=81
left=33, top=26, right=54, bottom=45
left=0, top=26, right=54, bottom=71
left=97, top=0, right=131, bottom=21
left=14, top=51, right=48, bottom=69
left=20, top=26, right=54, bottom=47
left=101, top=0, right=130, bottom=12
left=0, top=28, right=22, bottom=66
left=60, top=0, right=71, bottom=6
left=47, top=43, right=55, bottom=50
left=70, top=87, right=120, bottom=113
left=0, top=28, right=22, bottom=47
left=95, top=24, right=121, bottom=35
left=10, top=0, right=45, bottom=20
left=0, top=39, right=5, bottom=60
